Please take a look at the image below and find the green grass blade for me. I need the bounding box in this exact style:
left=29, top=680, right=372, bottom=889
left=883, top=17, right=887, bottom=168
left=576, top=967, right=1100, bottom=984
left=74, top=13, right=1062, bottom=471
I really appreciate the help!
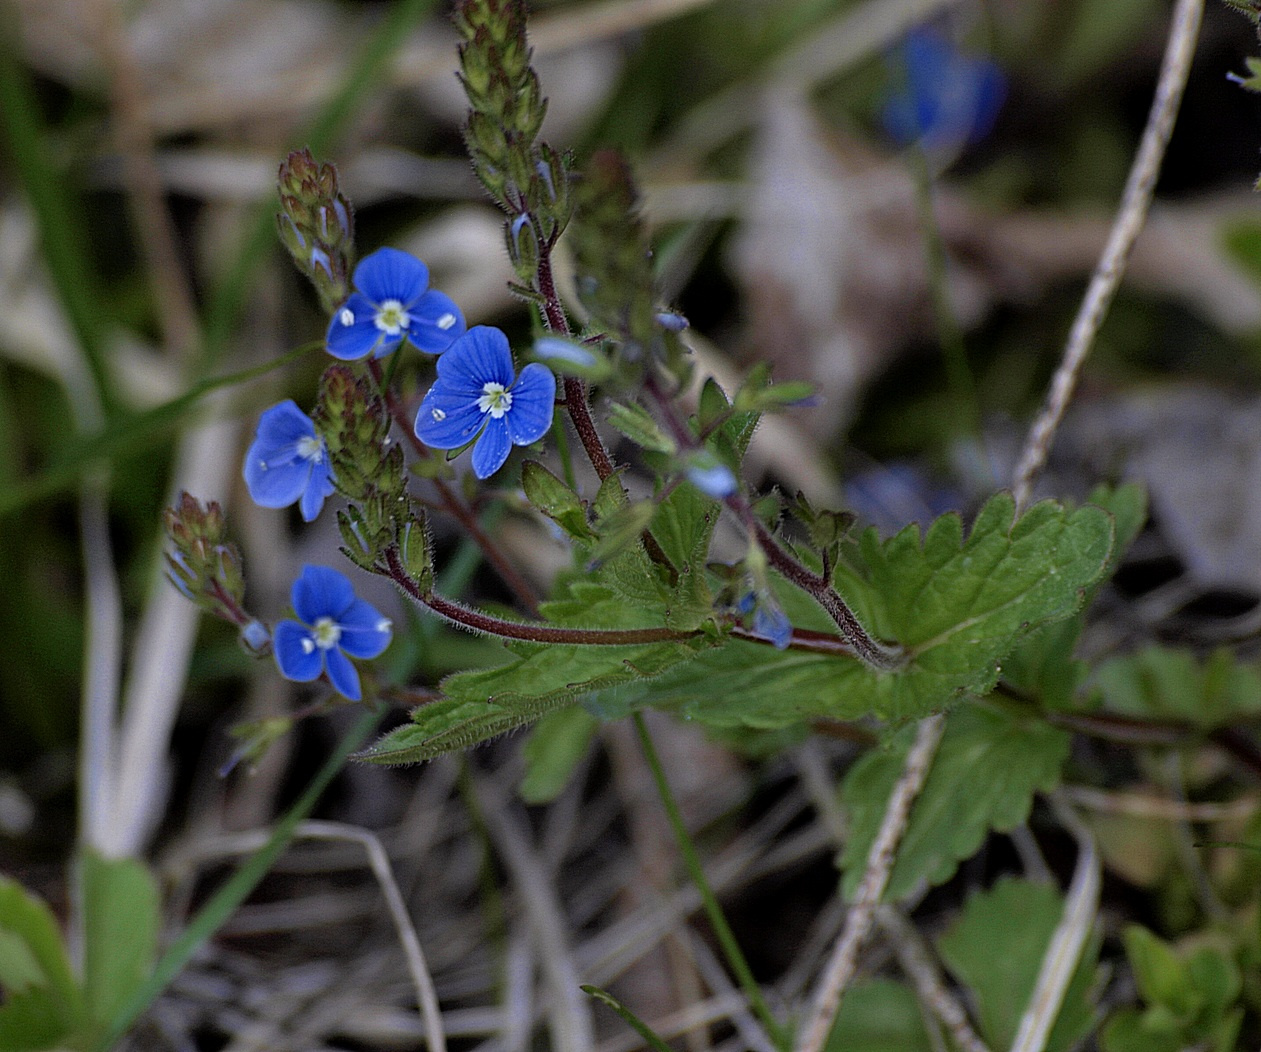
left=581, top=985, right=675, bottom=1052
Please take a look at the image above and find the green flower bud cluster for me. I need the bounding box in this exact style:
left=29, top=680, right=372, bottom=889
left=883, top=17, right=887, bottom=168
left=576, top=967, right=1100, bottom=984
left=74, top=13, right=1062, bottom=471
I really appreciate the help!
left=277, top=148, right=356, bottom=314
left=163, top=492, right=250, bottom=626
left=313, top=365, right=422, bottom=575
left=454, top=0, right=572, bottom=288
left=569, top=150, right=689, bottom=386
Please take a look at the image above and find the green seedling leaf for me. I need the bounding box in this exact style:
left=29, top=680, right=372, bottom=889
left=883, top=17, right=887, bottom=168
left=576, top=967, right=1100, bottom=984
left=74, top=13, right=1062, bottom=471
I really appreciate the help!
left=594, top=493, right=1114, bottom=728
left=0, top=877, right=86, bottom=1050
left=840, top=703, right=1069, bottom=901
left=936, top=876, right=1098, bottom=1052
left=1092, top=647, right=1261, bottom=728
left=522, top=460, right=594, bottom=540
left=823, top=978, right=932, bottom=1052
left=520, top=705, right=599, bottom=803
left=607, top=401, right=677, bottom=454
left=81, top=852, right=160, bottom=1027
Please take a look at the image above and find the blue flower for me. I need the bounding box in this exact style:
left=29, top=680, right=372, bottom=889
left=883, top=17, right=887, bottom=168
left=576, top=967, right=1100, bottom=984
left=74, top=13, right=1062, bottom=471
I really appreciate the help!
left=326, top=247, right=466, bottom=360
left=243, top=400, right=336, bottom=522
left=685, top=456, right=737, bottom=499
left=273, top=565, right=392, bottom=701
left=750, top=595, right=793, bottom=650
left=414, top=326, right=556, bottom=479
left=883, top=27, right=1005, bottom=151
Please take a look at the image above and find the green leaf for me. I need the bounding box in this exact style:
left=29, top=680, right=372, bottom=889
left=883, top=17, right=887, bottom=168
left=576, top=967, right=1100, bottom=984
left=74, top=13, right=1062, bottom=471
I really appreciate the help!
left=1092, top=647, right=1261, bottom=729
left=0, top=877, right=86, bottom=1050
left=607, top=401, right=677, bottom=454
left=822, top=978, right=932, bottom=1052
left=81, top=852, right=160, bottom=1026
left=594, top=493, right=1114, bottom=728
left=361, top=572, right=713, bottom=765
left=521, top=460, right=594, bottom=540
left=1003, top=483, right=1146, bottom=711
left=936, top=877, right=1098, bottom=1052
left=520, top=706, right=599, bottom=803
left=840, top=704, right=1069, bottom=901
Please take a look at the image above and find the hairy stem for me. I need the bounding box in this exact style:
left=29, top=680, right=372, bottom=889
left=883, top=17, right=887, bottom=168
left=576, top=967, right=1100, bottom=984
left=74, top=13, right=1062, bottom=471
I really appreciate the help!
left=369, top=359, right=542, bottom=614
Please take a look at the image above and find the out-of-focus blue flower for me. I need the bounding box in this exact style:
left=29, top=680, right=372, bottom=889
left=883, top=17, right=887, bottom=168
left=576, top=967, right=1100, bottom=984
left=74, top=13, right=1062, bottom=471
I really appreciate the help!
left=533, top=336, right=599, bottom=369
left=240, top=619, right=271, bottom=655
left=750, top=594, right=792, bottom=650
left=326, top=248, right=466, bottom=360
left=883, top=27, right=1005, bottom=151
left=243, top=400, right=336, bottom=522
left=414, top=326, right=556, bottom=479
left=685, top=456, right=737, bottom=499
left=273, top=565, right=392, bottom=701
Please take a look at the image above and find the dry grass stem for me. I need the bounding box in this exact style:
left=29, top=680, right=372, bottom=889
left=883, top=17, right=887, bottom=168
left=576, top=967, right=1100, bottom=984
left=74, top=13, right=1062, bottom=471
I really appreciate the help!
left=796, top=712, right=947, bottom=1052
left=1008, top=796, right=1101, bottom=1052
left=1011, top=0, right=1205, bottom=508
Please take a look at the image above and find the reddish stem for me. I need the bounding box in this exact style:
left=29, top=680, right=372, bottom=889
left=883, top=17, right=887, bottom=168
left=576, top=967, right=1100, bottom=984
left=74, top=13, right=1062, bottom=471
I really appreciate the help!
left=368, top=359, right=542, bottom=615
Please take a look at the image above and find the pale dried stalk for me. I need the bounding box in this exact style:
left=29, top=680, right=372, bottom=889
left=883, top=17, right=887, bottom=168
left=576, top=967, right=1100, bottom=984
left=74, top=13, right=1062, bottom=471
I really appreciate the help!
left=796, top=712, right=947, bottom=1052
left=191, top=821, right=447, bottom=1052
left=1008, top=796, right=1101, bottom=1052
left=877, top=906, right=990, bottom=1052
left=1062, top=784, right=1261, bottom=823
left=1011, top=0, right=1204, bottom=508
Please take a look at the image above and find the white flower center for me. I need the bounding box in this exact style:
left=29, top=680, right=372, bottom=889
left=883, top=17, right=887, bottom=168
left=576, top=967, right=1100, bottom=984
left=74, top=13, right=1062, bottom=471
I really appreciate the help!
left=436, top=312, right=457, bottom=331
left=311, top=616, right=342, bottom=650
left=374, top=299, right=410, bottom=336
left=477, top=382, right=513, bottom=419
left=296, top=435, right=324, bottom=463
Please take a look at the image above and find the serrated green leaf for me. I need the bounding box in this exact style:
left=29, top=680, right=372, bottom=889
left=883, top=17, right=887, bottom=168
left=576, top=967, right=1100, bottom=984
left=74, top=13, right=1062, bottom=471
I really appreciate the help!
left=81, top=852, right=159, bottom=1026
left=1093, top=647, right=1261, bottom=728
left=1003, top=483, right=1146, bottom=710
left=0, top=877, right=86, bottom=1049
left=588, top=500, right=657, bottom=566
left=697, top=377, right=731, bottom=432
left=936, top=877, right=1098, bottom=1052
left=822, top=978, right=932, bottom=1052
left=840, top=704, right=1069, bottom=901
left=593, top=494, right=1114, bottom=728
left=520, top=706, right=598, bottom=803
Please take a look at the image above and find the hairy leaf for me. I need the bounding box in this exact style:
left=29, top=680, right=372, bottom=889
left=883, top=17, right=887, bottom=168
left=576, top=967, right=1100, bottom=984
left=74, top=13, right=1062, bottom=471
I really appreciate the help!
left=840, top=704, right=1069, bottom=900
left=823, top=978, right=932, bottom=1052
left=598, top=493, right=1114, bottom=727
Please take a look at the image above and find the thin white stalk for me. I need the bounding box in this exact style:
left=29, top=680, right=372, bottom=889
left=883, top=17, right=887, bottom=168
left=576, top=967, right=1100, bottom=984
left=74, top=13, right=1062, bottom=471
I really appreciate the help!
left=78, top=474, right=123, bottom=854
left=1011, top=0, right=1204, bottom=508
left=102, top=402, right=241, bottom=857
left=796, top=713, right=947, bottom=1052
left=1008, top=796, right=1101, bottom=1052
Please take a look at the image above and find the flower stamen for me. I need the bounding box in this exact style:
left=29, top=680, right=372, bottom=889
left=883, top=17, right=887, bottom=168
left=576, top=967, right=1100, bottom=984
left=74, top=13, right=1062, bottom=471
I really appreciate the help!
left=374, top=299, right=410, bottom=336
left=477, top=382, right=513, bottom=419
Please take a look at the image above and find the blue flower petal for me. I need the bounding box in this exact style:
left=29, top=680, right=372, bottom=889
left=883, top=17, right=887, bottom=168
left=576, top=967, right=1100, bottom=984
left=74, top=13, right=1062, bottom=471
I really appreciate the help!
left=298, top=460, right=336, bottom=522
left=337, top=598, right=392, bottom=659
left=327, top=292, right=393, bottom=360
left=414, top=386, right=487, bottom=449
left=686, top=462, right=737, bottom=498
left=273, top=620, right=323, bottom=682
left=323, top=646, right=362, bottom=701
left=436, top=326, right=515, bottom=389
left=407, top=290, right=467, bottom=354
left=471, top=417, right=512, bottom=478
left=504, top=363, right=555, bottom=445
left=255, top=400, right=315, bottom=447
left=292, top=564, right=356, bottom=623
left=245, top=455, right=310, bottom=509
left=352, top=247, right=429, bottom=305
